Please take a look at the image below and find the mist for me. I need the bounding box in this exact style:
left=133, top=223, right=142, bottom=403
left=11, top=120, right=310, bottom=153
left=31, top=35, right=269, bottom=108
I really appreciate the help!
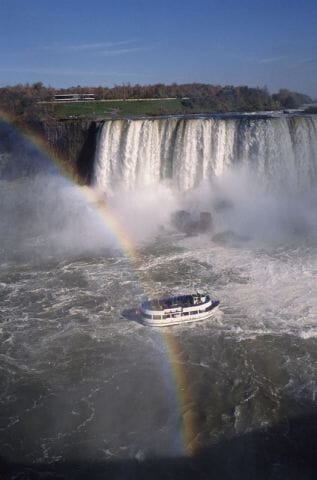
left=0, top=124, right=113, bottom=260
left=2, top=164, right=317, bottom=264
left=0, top=157, right=179, bottom=261
left=179, top=167, right=317, bottom=245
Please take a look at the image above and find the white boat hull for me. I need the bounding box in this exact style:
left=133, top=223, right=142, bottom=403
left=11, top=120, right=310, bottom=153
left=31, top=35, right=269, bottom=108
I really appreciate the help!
left=141, top=304, right=219, bottom=327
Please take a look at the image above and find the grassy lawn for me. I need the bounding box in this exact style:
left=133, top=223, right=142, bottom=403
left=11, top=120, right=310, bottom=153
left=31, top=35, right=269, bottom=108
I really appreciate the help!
left=53, top=99, right=187, bottom=119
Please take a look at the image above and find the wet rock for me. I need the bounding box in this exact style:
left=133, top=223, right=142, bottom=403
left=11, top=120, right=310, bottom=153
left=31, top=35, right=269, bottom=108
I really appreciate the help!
left=171, top=210, right=213, bottom=234
left=171, top=210, right=191, bottom=232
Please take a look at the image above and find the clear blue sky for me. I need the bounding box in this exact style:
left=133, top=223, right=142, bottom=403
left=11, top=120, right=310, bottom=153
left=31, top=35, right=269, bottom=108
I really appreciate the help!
left=1, top=0, right=316, bottom=96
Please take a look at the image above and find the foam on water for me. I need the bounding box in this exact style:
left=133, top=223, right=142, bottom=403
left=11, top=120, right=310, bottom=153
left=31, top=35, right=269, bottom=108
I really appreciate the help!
left=1, top=224, right=317, bottom=469
left=174, top=234, right=317, bottom=339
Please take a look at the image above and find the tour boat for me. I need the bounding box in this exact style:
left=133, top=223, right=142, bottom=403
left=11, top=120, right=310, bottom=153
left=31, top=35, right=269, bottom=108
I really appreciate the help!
left=140, top=293, right=219, bottom=326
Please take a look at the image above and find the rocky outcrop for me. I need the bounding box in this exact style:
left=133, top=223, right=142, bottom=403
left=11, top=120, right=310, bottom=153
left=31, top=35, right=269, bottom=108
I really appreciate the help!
left=171, top=210, right=213, bottom=234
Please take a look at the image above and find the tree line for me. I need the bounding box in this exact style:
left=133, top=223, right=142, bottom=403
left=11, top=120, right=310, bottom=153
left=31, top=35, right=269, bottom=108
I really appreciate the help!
left=0, top=82, right=312, bottom=121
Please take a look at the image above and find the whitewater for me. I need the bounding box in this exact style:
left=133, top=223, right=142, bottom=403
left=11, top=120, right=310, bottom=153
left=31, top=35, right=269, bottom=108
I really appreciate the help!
left=0, top=114, right=317, bottom=479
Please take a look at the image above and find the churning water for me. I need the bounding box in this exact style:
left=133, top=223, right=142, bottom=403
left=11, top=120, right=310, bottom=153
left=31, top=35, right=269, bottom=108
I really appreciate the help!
left=0, top=115, right=317, bottom=479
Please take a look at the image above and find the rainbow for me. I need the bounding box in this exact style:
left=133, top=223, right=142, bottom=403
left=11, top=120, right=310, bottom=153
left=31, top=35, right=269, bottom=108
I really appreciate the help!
left=0, top=111, right=201, bottom=456
left=82, top=186, right=201, bottom=455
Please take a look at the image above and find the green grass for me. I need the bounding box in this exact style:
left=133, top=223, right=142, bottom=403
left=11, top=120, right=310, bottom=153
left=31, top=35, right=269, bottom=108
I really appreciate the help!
left=53, top=99, right=187, bottom=119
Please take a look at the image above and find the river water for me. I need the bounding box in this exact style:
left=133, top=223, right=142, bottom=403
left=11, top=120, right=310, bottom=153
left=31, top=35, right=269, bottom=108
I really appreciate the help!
left=0, top=118, right=317, bottom=479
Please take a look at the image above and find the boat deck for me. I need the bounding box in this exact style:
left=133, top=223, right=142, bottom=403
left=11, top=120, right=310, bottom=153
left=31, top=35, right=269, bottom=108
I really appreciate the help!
left=142, top=294, right=210, bottom=311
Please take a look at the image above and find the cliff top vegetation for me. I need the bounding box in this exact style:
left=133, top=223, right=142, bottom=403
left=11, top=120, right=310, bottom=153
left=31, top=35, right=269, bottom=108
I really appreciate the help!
left=0, top=82, right=312, bottom=123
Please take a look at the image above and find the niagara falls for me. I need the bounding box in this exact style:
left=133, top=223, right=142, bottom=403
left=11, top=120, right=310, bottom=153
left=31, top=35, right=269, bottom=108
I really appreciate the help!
left=1, top=0, right=317, bottom=478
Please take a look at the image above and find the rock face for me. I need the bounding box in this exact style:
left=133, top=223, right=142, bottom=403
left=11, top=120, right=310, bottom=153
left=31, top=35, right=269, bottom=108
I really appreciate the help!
left=34, top=119, right=102, bottom=183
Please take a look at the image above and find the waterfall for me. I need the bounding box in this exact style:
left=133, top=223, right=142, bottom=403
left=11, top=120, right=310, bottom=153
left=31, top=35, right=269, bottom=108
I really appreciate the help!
left=93, top=116, right=317, bottom=193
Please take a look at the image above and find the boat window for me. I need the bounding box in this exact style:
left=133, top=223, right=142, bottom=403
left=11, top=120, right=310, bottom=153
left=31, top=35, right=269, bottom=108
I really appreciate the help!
left=143, top=312, right=152, bottom=319
left=153, top=315, right=162, bottom=320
